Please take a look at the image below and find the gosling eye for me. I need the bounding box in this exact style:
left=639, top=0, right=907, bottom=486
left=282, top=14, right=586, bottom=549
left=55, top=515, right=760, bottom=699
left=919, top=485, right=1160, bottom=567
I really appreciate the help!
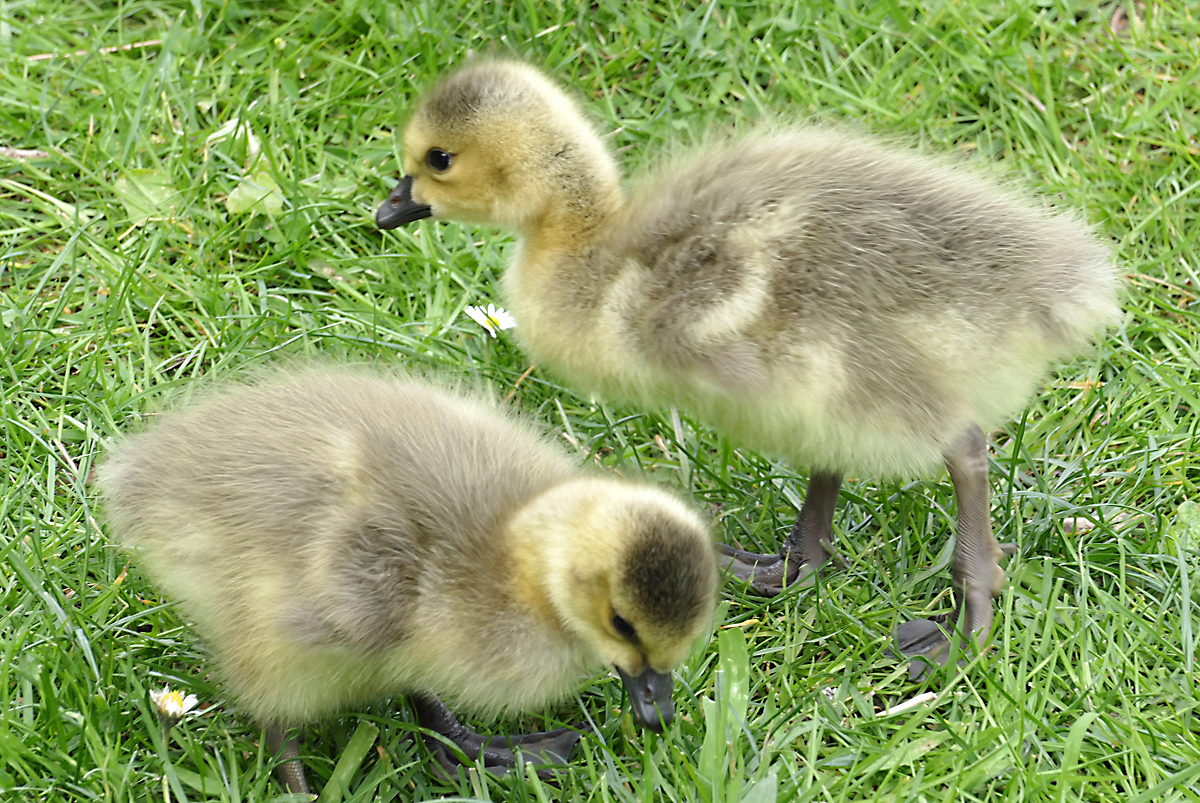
left=426, top=148, right=453, bottom=172
left=611, top=613, right=638, bottom=642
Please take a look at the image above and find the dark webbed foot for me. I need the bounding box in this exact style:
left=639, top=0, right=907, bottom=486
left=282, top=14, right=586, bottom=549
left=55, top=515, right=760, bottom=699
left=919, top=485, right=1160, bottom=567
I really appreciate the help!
left=264, top=722, right=312, bottom=798
left=716, top=543, right=803, bottom=596
left=894, top=555, right=1014, bottom=680
left=717, top=471, right=843, bottom=596
left=894, top=616, right=955, bottom=677
left=894, top=425, right=1016, bottom=680
left=412, top=694, right=586, bottom=780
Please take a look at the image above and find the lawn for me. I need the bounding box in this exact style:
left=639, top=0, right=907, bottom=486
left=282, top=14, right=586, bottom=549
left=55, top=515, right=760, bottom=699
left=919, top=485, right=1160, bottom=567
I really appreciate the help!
left=2, top=1, right=1199, bottom=801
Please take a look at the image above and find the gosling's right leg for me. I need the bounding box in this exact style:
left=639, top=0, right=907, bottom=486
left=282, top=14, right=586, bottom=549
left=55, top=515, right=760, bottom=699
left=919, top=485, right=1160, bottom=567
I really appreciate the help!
left=894, top=424, right=1015, bottom=679
left=264, top=722, right=310, bottom=797
left=411, top=693, right=585, bottom=779
left=717, top=471, right=843, bottom=596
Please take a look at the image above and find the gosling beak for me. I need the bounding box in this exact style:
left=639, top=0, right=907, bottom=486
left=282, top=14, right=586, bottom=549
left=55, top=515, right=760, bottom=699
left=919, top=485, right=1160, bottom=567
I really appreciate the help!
left=616, top=666, right=674, bottom=733
left=376, top=175, right=433, bottom=229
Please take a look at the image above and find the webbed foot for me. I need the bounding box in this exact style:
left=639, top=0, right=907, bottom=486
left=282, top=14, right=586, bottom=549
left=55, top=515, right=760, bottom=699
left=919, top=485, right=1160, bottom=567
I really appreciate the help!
left=716, top=543, right=805, bottom=596
left=412, top=694, right=586, bottom=780
left=718, top=471, right=843, bottom=596
left=895, top=542, right=1018, bottom=679
left=894, top=616, right=953, bottom=676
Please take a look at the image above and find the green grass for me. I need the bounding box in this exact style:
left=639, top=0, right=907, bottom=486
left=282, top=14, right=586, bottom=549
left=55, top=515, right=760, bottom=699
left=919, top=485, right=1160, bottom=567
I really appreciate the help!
left=3, top=0, right=1199, bottom=800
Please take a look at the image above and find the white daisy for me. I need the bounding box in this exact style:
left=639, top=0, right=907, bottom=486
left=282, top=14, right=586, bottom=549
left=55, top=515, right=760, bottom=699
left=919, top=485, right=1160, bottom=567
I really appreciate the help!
left=150, top=686, right=200, bottom=729
left=463, top=304, right=516, bottom=338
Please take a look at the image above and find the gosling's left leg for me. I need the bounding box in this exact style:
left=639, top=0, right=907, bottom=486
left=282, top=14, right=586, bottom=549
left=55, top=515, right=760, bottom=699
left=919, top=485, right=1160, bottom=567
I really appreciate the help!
left=411, top=693, right=585, bottom=779
left=894, top=424, right=1015, bottom=678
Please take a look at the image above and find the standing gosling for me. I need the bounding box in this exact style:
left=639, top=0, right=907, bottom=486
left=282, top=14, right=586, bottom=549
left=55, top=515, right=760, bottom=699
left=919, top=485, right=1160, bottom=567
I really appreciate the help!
left=376, top=61, right=1121, bottom=676
left=97, top=368, right=717, bottom=795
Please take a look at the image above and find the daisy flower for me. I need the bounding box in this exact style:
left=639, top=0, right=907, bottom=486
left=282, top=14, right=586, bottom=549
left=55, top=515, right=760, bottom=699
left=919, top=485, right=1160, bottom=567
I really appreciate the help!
left=463, top=304, right=516, bottom=338
left=150, top=686, right=200, bottom=730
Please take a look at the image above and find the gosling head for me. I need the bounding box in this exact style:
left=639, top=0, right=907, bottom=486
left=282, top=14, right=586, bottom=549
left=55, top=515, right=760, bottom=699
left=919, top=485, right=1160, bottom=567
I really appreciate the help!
left=517, top=479, right=718, bottom=732
left=377, top=60, right=618, bottom=234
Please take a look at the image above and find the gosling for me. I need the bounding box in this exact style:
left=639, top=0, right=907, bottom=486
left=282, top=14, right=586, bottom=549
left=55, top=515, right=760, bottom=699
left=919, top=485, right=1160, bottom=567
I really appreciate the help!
left=97, top=368, right=717, bottom=795
left=376, top=61, right=1121, bottom=676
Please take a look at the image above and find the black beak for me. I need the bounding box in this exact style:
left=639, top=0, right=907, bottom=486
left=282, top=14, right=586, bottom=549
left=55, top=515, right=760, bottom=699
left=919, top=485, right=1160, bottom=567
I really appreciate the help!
left=376, top=175, right=433, bottom=229
left=616, top=666, right=674, bottom=733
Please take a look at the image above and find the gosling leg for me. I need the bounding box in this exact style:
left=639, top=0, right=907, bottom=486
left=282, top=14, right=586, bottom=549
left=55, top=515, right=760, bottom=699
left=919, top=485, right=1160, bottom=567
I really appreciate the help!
left=894, top=424, right=1016, bottom=679
left=411, top=693, right=585, bottom=779
left=717, top=471, right=843, bottom=595
left=264, top=722, right=310, bottom=797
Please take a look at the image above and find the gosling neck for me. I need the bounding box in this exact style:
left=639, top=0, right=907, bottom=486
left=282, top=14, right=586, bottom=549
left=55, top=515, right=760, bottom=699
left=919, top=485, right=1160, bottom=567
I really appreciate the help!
left=504, top=478, right=621, bottom=637
left=521, top=172, right=625, bottom=255
left=507, top=181, right=625, bottom=316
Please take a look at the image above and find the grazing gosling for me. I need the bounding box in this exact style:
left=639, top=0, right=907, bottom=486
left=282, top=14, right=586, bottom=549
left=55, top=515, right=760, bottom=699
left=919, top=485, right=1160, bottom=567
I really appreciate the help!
left=97, top=368, right=717, bottom=795
left=376, top=61, right=1121, bottom=676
